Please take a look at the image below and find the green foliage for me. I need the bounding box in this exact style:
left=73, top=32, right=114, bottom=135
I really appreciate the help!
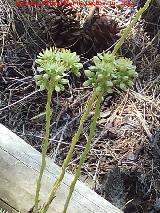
left=60, top=0, right=155, bottom=209
left=35, top=42, right=137, bottom=213
left=34, top=47, right=82, bottom=92
left=57, top=48, right=83, bottom=77
left=34, top=0, right=152, bottom=209
left=36, top=50, right=137, bottom=213
left=113, top=57, right=138, bottom=90
left=34, top=47, right=83, bottom=213
left=84, top=52, right=137, bottom=92
left=62, top=53, right=138, bottom=212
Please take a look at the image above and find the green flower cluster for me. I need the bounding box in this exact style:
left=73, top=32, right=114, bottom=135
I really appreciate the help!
left=84, top=52, right=138, bottom=93
left=34, top=48, right=83, bottom=92
left=113, top=58, right=138, bottom=90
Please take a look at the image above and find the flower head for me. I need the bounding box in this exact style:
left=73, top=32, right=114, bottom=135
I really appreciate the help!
left=34, top=48, right=82, bottom=92
left=84, top=52, right=137, bottom=93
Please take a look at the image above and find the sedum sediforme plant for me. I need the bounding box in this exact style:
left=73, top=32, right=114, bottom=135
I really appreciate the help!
left=41, top=54, right=137, bottom=213
left=40, top=0, right=152, bottom=211
left=63, top=52, right=137, bottom=212
left=34, top=47, right=82, bottom=213
left=83, top=52, right=137, bottom=92
left=35, top=48, right=82, bottom=92
left=63, top=0, right=152, bottom=210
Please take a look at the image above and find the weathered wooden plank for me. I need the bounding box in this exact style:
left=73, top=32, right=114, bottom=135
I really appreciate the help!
left=0, top=124, right=123, bottom=213
left=0, top=199, right=18, bottom=213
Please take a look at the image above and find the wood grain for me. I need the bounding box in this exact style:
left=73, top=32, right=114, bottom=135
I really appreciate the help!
left=0, top=124, right=123, bottom=213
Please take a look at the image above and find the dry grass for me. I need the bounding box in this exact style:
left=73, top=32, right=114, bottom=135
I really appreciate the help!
left=0, top=0, right=160, bottom=212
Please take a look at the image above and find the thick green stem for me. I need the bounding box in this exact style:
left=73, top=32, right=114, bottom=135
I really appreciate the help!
left=34, top=88, right=53, bottom=213
left=41, top=91, right=98, bottom=213
left=63, top=93, right=103, bottom=213
left=112, top=0, right=152, bottom=55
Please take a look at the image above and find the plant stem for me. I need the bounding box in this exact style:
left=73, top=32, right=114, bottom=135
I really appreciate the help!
left=41, top=91, right=98, bottom=213
left=112, top=0, right=152, bottom=55
left=34, top=88, right=53, bottom=213
left=63, top=93, right=103, bottom=213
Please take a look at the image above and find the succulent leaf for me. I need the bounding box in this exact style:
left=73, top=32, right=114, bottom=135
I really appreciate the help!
left=84, top=52, right=137, bottom=93
left=35, top=48, right=82, bottom=92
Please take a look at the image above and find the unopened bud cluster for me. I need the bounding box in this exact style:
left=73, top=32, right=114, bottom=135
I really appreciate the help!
left=84, top=52, right=137, bottom=93
left=34, top=47, right=82, bottom=92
